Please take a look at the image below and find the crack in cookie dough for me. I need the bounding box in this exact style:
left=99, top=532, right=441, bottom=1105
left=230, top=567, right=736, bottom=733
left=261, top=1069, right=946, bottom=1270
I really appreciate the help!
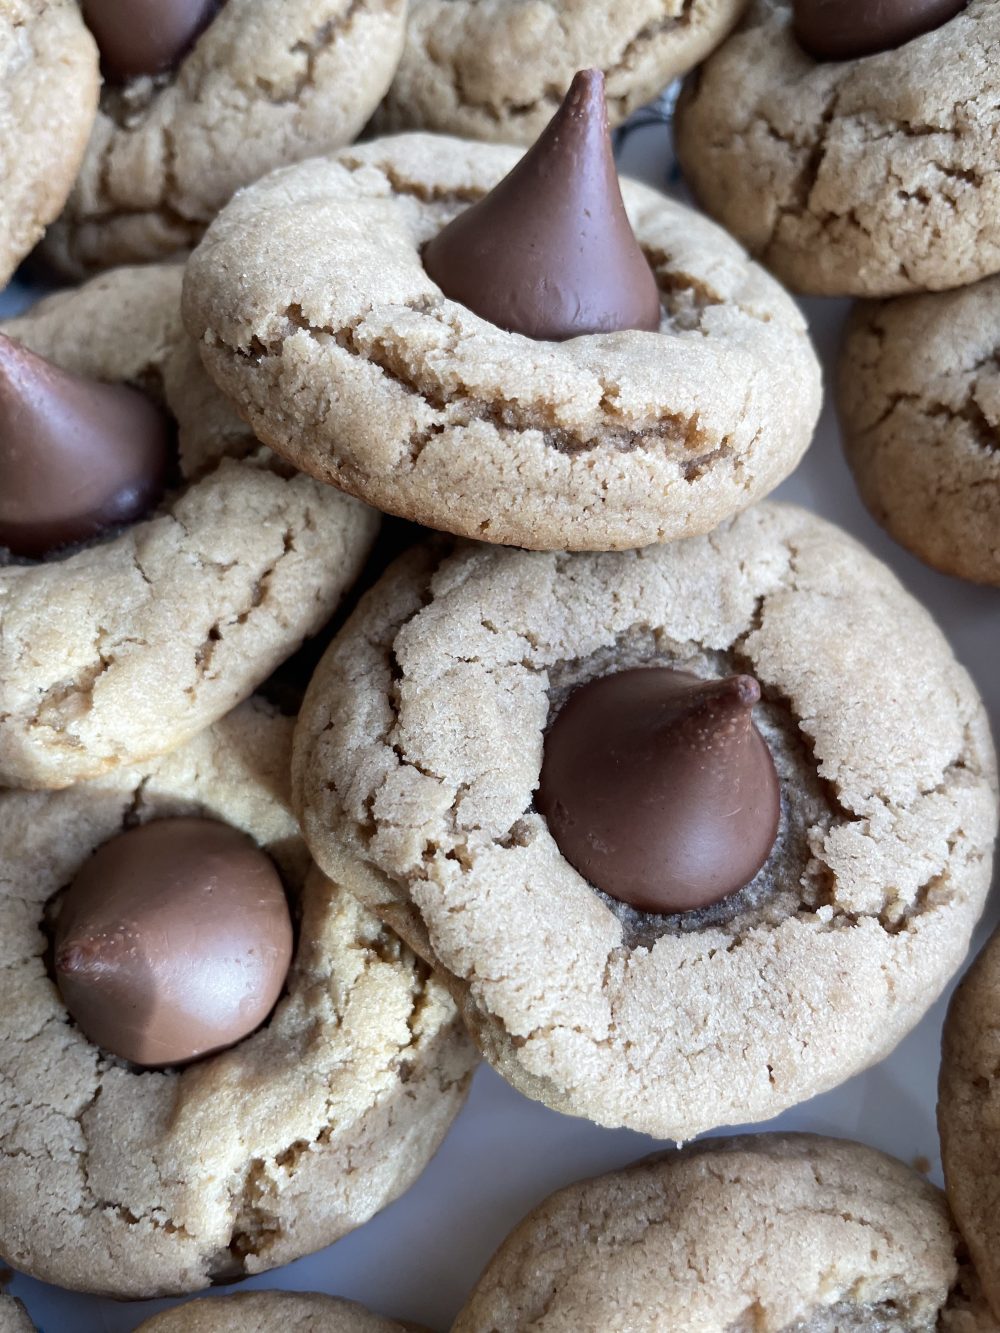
left=452, top=1136, right=994, bottom=1332
left=675, top=0, right=1000, bottom=296
left=184, top=134, right=820, bottom=551
left=840, top=280, right=1000, bottom=586
left=0, top=703, right=476, bottom=1298
left=42, top=0, right=407, bottom=276
left=378, top=0, right=745, bottom=144
left=293, top=504, right=997, bottom=1138
left=0, top=265, right=378, bottom=789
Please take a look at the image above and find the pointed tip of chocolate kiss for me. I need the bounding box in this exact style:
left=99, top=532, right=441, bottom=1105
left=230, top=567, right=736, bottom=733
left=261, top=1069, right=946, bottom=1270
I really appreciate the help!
left=700, top=673, right=762, bottom=711
left=423, top=67, right=661, bottom=342
left=0, top=332, right=171, bottom=559
left=82, top=0, right=220, bottom=83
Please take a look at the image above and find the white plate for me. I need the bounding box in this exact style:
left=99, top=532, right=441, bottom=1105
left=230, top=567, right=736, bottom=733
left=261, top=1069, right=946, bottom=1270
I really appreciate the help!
left=4, top=114, right=998, bottom=1333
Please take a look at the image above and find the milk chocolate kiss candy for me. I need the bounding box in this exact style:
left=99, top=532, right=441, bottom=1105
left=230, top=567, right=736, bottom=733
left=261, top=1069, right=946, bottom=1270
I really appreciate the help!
left=54, top=818, right=293, bottom=1067
left=0, top=333, right=170, bottom=559
left=423, top=69, right=661, bottom=341
left=81, top=0, right=221, bottom=82
left=537, top=668, right=781, bottom=915
left=793, top=0, right=966, bottom=61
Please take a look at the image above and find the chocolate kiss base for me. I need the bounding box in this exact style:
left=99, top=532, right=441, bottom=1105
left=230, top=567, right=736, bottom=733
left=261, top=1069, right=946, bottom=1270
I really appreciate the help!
left=81, top=0, right=223, bottom=82
left=793, top=0, right=967, bottom=61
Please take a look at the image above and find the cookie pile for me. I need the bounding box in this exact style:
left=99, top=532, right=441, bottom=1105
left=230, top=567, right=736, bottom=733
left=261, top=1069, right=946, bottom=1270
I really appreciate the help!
left=0, top=1, right=997, bottom=1330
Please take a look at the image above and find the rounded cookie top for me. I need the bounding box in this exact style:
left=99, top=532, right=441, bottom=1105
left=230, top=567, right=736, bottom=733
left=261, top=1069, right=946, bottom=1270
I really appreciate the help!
left=43, top=0, right=408, bottom=276
left=839, top=278, right=1000, bottom=586
left=940, top=925, right=1000, bottom=1323
left=0, top=700, right=475, bottom=1298
left=135, top=1291, right=422, bottom=1331
left=674, top=0, right=1000, bottom=297
left=183, top=133, right=821, bottom=552
left=0, top=0, right=99, bottom=285
left=379, top=0, right=746, bottom=144
left=453, top=1135, right=986, bottom=1332
left=0, top=264, right=378, bottom=789
left=292, top=502, right=997, bottom=1139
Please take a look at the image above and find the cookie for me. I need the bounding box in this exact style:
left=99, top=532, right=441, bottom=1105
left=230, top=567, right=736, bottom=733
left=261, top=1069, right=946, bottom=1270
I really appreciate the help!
left=135, top=1292, right=422, bottom=1332
left=182, top=132, right=821, bottom=551
left=674, top=0, right=1000, bottom=297
left=0, top=1, right=99, bottom=286
left=452, top=1135, right=994, bottom=1332
left=378, top=0, right=746, bottom=145
left=292, top=502, right=997, bottom=1140
left=839, top=280, right=1000, bottom=586
left=0, top=1297, right=33, bottom=1333
left=0, top=699, right=476, bottom=1298
left=42, top=0, right=408, bottom=277
left=940, top=924, right=1000, bottom=1322
left=0, top=264, right=378, bottom=790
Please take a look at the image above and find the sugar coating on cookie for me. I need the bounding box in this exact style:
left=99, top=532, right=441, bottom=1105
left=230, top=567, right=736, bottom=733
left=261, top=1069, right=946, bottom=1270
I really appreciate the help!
left=0, top=701, right=476, bottom=1298
left=292, top=502, right=997, bottom=1139
left=44, top=0, right=408, bottom=276
left=0, top=0, right=99, bottom=286
left=452, top=1135, right=987, bottom=1332
left=0, top=264, right=378, bottom=790
left=379, top=0, right=746, bottom=144
left=840, top=280, right=1000, bottom=587
left=940, top=926, right=1000, bottom=1324
left=183, top=134, right=821, bottom=552
left=675, top=0, right=1000, bottom=297
left=134, top=1290, right=421, bottom=1331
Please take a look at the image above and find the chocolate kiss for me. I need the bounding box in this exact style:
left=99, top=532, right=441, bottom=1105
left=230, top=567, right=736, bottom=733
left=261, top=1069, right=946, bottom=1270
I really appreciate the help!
left=81, top=0, right=221, bottom=82
left=54, top=818, right=293, bottom=1068
left=793, top=0, right=966, bottom=61
left=423, top=69, right=661, bottom=342
left=537, top=668, right=781, bottom=915
left=0, top=333, right=170, bottom=559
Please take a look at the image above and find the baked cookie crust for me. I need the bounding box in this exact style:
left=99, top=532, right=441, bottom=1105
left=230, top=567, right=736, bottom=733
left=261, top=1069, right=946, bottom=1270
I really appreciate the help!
left=293, top=503, right=997, bottom=1139
left=135, top=1291, right=423, bottom=1331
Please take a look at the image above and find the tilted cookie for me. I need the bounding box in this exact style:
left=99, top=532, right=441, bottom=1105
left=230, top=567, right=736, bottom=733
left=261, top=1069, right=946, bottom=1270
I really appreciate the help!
left=675, top=0, right=1000, bottom=297
left=940, top=925, right=1000, bottom=1323
left=840, top=280, right=1000, bottom=586
left=0, top=0, right=99, bottom=286
left=183, top=79, right=821, bottom=552
left=293, top=502, right=997, bottom=1139
left=42, top=0, right=408, bottom=277
left=134, top=1291, right=425, bottom=1332
left=452, top=1135, right=995, bottom=1332
left=0, top=700, right=476, bottom=1298
left=378, top=0, right=745, bottom=144
left=0, top=264, right=378, bottom=789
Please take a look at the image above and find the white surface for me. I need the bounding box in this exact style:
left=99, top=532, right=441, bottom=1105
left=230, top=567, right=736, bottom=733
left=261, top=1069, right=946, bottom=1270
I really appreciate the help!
left=3, top=120, right=998, bottom=1333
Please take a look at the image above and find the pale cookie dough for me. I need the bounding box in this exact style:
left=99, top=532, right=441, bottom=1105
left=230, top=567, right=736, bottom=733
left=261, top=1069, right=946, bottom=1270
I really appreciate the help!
left=0, top=1297, right=33, bottom=1333
left=0, top=700, right=476, bottom=1298
left=42, top=0, right=408, bottom=277
left=452, top=1135, right=997, bottom=1332
left=0, top=0, right=98, bottom=286
left=183, top=133, right=821, bottom=552
left=674, top=0, right=1000, bottom=297
left=378, top=0, right=746, bottom=145
left=135, top=1291, right=423, bottom=1332
left=292, top=502, right=997, bottom=1139
left=840, top=280, right=1000, bottom=586
left=940, top=925, right=1000, bottom=1322
left=0, top=264, right=378, bottom=790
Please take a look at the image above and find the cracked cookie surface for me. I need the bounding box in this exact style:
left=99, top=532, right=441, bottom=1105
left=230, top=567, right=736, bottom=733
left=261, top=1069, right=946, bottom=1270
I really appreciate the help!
left=674, top=0, right=1000, bottom=297
left=292, top=502, right=997, bottom=1139
left=0, top=264, right=378, bottom=790
left=0, top=700, right=476, bottom=1299
left=452, top=1135, right=995, bottom=1332
left=183, top=133, right=821, bottom=552
left=940, top=926, right=1000, bottom=1323
left=377, top=0, right=745, bottom=144
left=42, top=0, right=407, bottom=277
left=0, top=0, right=99, bottom=285
left=135, top=1291, right=424, bottom=1331
left=839, top=280, right=1000, bottom=586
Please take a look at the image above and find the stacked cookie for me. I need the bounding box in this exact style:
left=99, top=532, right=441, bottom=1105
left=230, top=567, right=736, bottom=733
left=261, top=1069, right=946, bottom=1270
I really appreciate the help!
left=0, top=1, right=998, bottom=1330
